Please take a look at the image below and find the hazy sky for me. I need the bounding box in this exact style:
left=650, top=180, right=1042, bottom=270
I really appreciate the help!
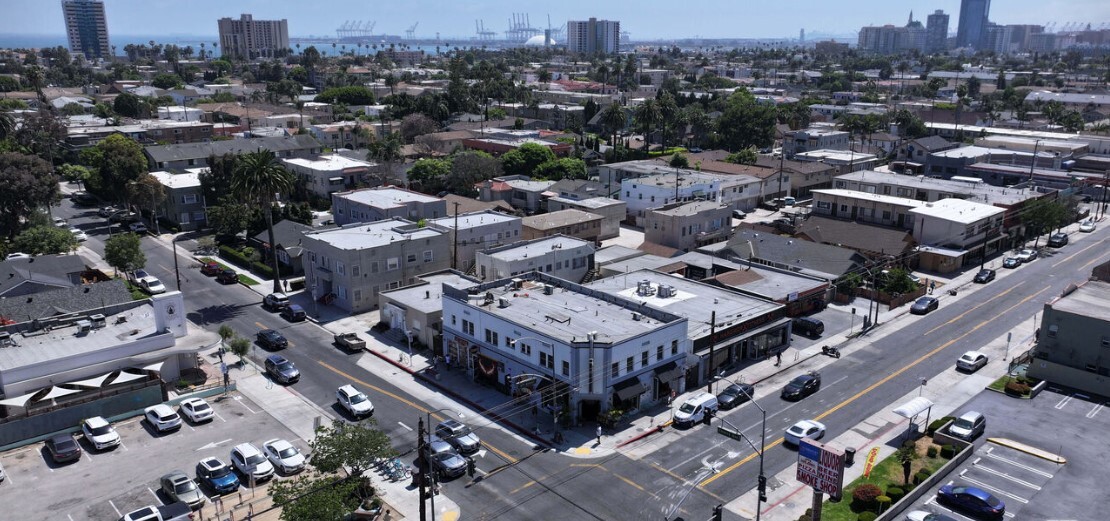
left=4, top=0, right=1107, bottom=39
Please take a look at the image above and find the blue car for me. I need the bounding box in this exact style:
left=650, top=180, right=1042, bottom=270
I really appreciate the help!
left=196, top=457, right=241, bottom=495
left=937, top=484, right=1004, bottom=519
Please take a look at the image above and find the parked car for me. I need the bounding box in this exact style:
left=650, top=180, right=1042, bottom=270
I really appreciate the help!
left=144, top=404, right=183, bottom=433
left=936, top=484, right=1005, bottom=519
left=262, top=292, right=290, bottom=311
left=119, top=503, right=192, bottom=521
left=129, top=222, right=149, bottom=234
left=201, top=262, right=221, bottom=276
left=160, top=470, right=206, bottom=509
left=333, top=332, right=366, bottom=351
left=81, top=416, right=121, bottom=450
left=45, top=433, right=82, bottom=463
left=97, top=206, right=118, bottom=217
left=781, top=372, right=821, bottom=401
left=1015, top=248, right=1038, bottom=262
left=216, top=269, right=238, bottom=284
left=109, top=210, right=138, bottom=223
left=910, top=296, right=939, bottom=315
left=1079, top=220, right=1096, bottom=233
left=948, top=411, right=986, bottom=440
left=1002, top=257, right=1022, bottom=269
left=973, top=269, right=996, bottom=284
left=280, top=303, right=306, bottom=322
left=137, top=275, right=166, bottom=295
left=52, top=216, right=68, bottom=227
left=230, top=443, right=275, bottom=484
left=717, top=382, right=756, bottom=410
left=265, top=354, right=300, bottom=384
left=792, top=316, right=825, bottom=337
left=336, top=384, right=374, bottom=418
left=435, top=419, right=481, bottom=454
left=429, top=448, right=468, bottom=480
left=956, top=351, right=989, bottom=372
left=72, top=191, right=98, bottom=206
left=195, top=457, right=240, bottom=495
left=904, top=512, right=958, bottom=521
left=69, top=227, right=88, bottom=242
left=784, top=420, right=826, bottom=446
left=5, top=252, right=30, bottom=260
left=179, top=397, right=214, bottom=423
left=732, top=209, right=747, bottom=220
left=1047, top=232, right=1068, bottom=247
left=256, top=329, right=288, bottom=349
left=263, top=438, right=306, bottom=475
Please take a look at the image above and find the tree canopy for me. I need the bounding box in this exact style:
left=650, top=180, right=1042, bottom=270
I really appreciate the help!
left=104, top=232, right=146, bottom=273
left=315, top=86, right=376, bottom=106
left=13, top=225, right=77, bottom=255
left=714, top=89, right=777, bottom=152
left=533, top=157, right=587, bottom=181
left=82, top=134, right=148, bottom=200
left=500, top=142, right=556, bottom=177
left=0, top=152, right=59, bottom=240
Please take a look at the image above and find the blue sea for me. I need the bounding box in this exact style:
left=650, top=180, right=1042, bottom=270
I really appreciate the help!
left=0, top=33, right=454, bottom=56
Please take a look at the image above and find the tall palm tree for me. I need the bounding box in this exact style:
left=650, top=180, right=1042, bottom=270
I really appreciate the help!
left=634, top=99, right=661, bottom=152
left=600, top=101, right=627, bottom=147
left=232, top=150, right=295, bottom=293
left=25, top=66, right=46, bottom=107
left=0, top=112, right=14, bottom=141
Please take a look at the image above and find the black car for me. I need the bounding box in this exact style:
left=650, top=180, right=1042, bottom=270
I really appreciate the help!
left=781, top=372, right=821, bottom=401
left=256, top=329, right=288, bottom=349
left=717, top=383, right=756, bottom=410
left=973, top=269, right=996, bottom=284
left=910, top=296, right=940, bottom=315
left=937, top=484, right=1005, bottom=519
left=265, top=354, right=300, bottom=384
left=792, top=317, right=825, bottom=338
left=45, top=434, right=82, bottom=464
left=1047, top=232, right=1068, bottom=248
left=216, top=269, right=239, bottom=284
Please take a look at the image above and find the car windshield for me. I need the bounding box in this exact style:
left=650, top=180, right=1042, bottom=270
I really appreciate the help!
left=350, top=393, right=367, bottom=404
left=245, top=454, right=266, bottom=465
left=954, top=418, right=974, bottom=429
left=985, top=494, right=1002, bottom=507
left=278, top=447, right=299, bottom=459
left=174, top=480, right=197, bottom=493
left=208, top=465, right=231, bottom=478
left=678, top=403, right=697, bottom=413
left=54, top=438, right=76, bottom=450
left=87, top=424, right=112, bottom=436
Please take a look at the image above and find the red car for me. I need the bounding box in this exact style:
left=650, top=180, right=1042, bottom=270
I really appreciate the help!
left=201, top=262, right=221, bottom=276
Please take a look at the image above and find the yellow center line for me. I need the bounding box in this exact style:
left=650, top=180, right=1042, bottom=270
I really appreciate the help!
left=1052, top=239, right=1107, bottom=268
left=316, top=360, right=518, bottom=464
left=614, top=471, right=649, bottom=494
left=510, top=480, right=536, bottom=494
left=700, top=285, right=1051, bottom=487
left=925, top=285, right=1018, bottom=336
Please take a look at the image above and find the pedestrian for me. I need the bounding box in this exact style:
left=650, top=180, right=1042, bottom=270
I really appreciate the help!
left=929, top=280, right=936, bottom=295
left=445, top=353, right=451, bottom=368
left=775, top=351, right=782, bottom=366
left=596, top=425, right=602, bottom=444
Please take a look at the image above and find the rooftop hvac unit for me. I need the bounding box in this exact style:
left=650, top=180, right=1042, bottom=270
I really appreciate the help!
left=511, top=278, right=524, bottom=290
left=498, top=297, right=511, bottom=308
left=636, top=279, right=653, bottom=296
left=632, top=312, right=641, bottom=321
left=543, top=284, right=554, bottom=295
left=658, top=285, right=675, bottom=298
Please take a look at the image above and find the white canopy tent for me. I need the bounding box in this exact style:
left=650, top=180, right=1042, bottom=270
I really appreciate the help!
left=893, top=396, right=934, bottom=439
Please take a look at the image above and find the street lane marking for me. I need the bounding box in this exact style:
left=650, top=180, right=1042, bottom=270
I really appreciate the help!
left=232, top=396, right=257, bottom=414
left=510, top=480, right=536, bottom=494
left=701, top=285, right=1051, bottom=487
left=316, top=360, right=518, bottom=464
left=398, top=422, right=413, bottom=431
left=925, top=285, right=1018, bottom=336
left=1052, top=239, right=1107, bottom=268
left=108, top=500, right=121, bottom=517
left=1087, top=403, right=1105, bottom=418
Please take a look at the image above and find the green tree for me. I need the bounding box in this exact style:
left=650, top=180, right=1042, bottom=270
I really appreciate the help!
left=447, top=151, right=500, bottom=197
left=0, top=152, right=59, bottom=240
left=232, top=150, right=294, bottom=293
left=600, top=102, right=627, bottom=146
left=59, top=102, right=86, bottom=116
left=406, top=158, right=452, bottom=194
left=270, top=474, right=361, bottom=521
left=228, top=336, right=250, bottom=366
left=56, top=163, right=92, bottom=190
left=315, top=86, right=376, bottom=106
left=533, top=157, right=587, bottom=181
left=112, top=92, right=147, bottom=118
left=126, top=173, right=166, bottom=230
left=218, top=324, right=235, bottom=351
left=1022, top=198, right=1069, bottom=248
left=367, top=132, right=403, bottom=186
left=103, top=232, right=146, bottom=274
left=399, top=113, right=438, bottom=143
left=310, top=419, right=397, bottom=478
left=724, top=147, right=759, bottom=165
left=13, top=225, right=77, bottom=255
left=151, top=73, right=182, bottom=89
left=13, top=111, right=66, bottom=163
left=84, top=134, right=148, bottom=199
left=500, top=142, right=556, bottom=177
left=633, top=99, right=661, bottom=150
left=669, top=153, right=689, bottom=168
left=715, top=89, right=776, bottom=152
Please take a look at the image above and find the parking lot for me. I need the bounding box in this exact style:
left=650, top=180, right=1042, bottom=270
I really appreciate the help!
left=899, top=388, right=1108, bottom=520
left=0, top=392, right=306, bottom=520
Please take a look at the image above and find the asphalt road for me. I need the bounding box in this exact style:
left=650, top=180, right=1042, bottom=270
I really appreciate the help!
left=52, top=195, right=1110, bottom=521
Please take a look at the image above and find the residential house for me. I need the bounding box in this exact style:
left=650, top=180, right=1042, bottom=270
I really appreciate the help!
left=478, top=176, right=556, bottom=214
left=301, top=218, right=452, bottom=312
left=644, top=201, right=732, bottom=252
left=0, top=255, right=90, bottom=298
left=522, top=209, right=605, bottom=243
left=793, top=149, right=879, bottom=174
left=475, top=235, right=595, bottom=282
left=442, top=194, right=514, bottom=216
left=65, top=120, right=213, bottom=150
left=144, top=134, right=321, bottom=171
left=720, top=229, right=869, bottom=281
left=249, top=220, right=313, bottom=277
left=546, top=197, right=626, bottom=240
left=331, top=187, right=447, bottom=226
left=794, top=216, right=918, bottom=263
left=427, top=211, right=523, bottom=273
left=783, top=128, right=851, bottom=158
left=309, top=121, right=375, bottom=150
left=613, top=162, right=761, bottom=226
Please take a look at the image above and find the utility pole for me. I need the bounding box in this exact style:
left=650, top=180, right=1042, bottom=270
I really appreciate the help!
left=451, top=201, right=460, bottom=270
left=706, top=311, right=716, bottom=393
left=1029, top=140, right=1041, bottom=182
left=418, top=416, right=427, bottom=521
left=776, top=138, right=786, bottom=202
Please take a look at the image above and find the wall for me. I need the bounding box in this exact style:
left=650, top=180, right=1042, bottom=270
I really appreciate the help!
left=0, top=381, right=162, bottom=447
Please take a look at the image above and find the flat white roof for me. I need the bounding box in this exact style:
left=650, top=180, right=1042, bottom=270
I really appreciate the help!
left=336, top=187, right=442, bottom=209
left=795, top=149, right=878, bottom=162
left=283, top=154, right=374, bottom=172
left=813, top=189, right=926, bottom=207
left=485, top=235, right=592, bottom=261
left=304, top=219, right=444, bottom=250
left=428, top=211, right=519, bottom=229
left=149, top=170, right=201, bottom=189
left=909, top=198, right=1006, bottom=223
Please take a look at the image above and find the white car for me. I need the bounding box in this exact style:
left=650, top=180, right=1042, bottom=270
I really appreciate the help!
left=53, top=216, right=68, bottom=227
left=1015, top=248, right=1038, bottom=262
left=957, top=351, right=989, bottom=372
left=81, top=416, right=121, bottom=450
left=138, top=275, right=166, bottom=294
left=68, top=227, right=88, bottom=242
left=336, top=384, right=374, bottom=418
left=179, top=397, right=214, bottom=423
left=263, top=438, right=306, bottom=474
left=5, top=252, right=30, bottom=260
left=904, top=511, right=959, bottom=521
left=1079, top=220, right=1096, bottom=233
left=784, top=420, right=826, bottom=446
left=144, top=404, right=182, bottom=433
left=230, top=443, right=275, bottom=484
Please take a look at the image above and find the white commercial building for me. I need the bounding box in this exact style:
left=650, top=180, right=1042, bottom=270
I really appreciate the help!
left=331, top=187, right=447, bottom=226
left=619, top=167, right=761, bottom=226
left=217, top=13, right=290, bottom=60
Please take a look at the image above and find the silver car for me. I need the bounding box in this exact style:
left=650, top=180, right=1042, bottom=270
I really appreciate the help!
left=435, top=419, right=480, bottom=454
left=160, top=470, right=206, bottom=508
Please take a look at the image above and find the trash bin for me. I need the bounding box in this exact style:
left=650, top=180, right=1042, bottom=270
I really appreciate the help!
left=844, top=447, right=856, bottom=467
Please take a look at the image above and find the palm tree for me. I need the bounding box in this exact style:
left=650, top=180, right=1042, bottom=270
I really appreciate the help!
left=897, top=61, right=909, bottom=97
left=25, top=66, right=46, bottom=106
left=367, top=132, right=403, bottom=186
left=600, top=101, right=627, bottom=147
left=0, top=112, right=14, bottom=141
left=231, top=150, right=295, bottom=294
left=294, top=100, right=306, bottom=129
left=633, top=99, right=661, bottom=152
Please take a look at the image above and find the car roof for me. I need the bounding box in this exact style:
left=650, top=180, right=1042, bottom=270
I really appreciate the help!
left=958, top=411, right=983, bottom=420
left=439, top=418, right=465, bottom=429
left=163, top=470, right=189, bottom=481
left=338, top=384, right=359, bottom=395
left=264, top=438, right=292, bottom=450
left=84, top=416, right=110, bottom=428
left=791, top=420, right=820, bottom=429
left=199, top=456, right=226, bottom=469
left=233, top=442, right=262, bottom=456
left=267, top=354, right=288, bottom=363
left=182, top=397, right=207, bottom=406
left=961, top=351, right=984, bottom=358
left=147, top=404, right=174, bottom=414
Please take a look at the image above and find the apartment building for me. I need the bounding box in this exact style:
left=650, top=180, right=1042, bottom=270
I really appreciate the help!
left=331, top=187, right=447, bottom=226
left=910, top=198, right=1006, bottom=272
left=783, top=128, right=850, bottom=159
left=301, top=218, right=451, bottom=313
left=149, top=169, right=207, bottom=231
left=521, top=209, right=605, bottom=243
left=567, top=18, right=621, bottom=54
left=282, top=154, right=376, bottom=198
left=62, top=0, right=110, bottom=60
left=474, top=235, right=595, bottom=283
left=1028, top=280, right=1110, bottom=397
left=644, top=201, right=732, bottom=252
left=546, top=196, right=626, bottom=240
left=143, top=135, right=320, bottom=170
left=217, top=14, right=290, bottom=60
left=65, top=120, right=213, bottom=150
left=427, top=211, right=523, bottom=273
left=617, top=165, right=760, bottom=226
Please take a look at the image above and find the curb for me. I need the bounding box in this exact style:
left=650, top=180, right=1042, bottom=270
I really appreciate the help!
left=616, top=423, right=667, bottom=448
left=986, top=437, right=1067, bottom=464
left=365, top=348, right=553, bottom=449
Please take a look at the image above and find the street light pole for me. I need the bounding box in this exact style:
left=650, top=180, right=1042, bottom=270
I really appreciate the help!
left=422, top=408, right=464, bottom=521
left=718, top=395, right=766, bottom=521
left=172, top=236, right=182, bottom=290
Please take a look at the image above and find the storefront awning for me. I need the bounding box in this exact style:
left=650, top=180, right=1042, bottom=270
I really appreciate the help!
left=613, top=378, right=649, bottom=401
left=653, top=361, right=685, bottom=383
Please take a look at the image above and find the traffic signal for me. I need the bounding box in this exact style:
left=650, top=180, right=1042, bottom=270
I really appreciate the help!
left=758, top=475, right=767, bottom=502
left=712, top=504, right=723, bottom=521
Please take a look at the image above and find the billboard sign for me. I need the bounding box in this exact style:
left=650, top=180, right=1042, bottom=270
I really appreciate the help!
left=796, top=439, right=845, bottom=496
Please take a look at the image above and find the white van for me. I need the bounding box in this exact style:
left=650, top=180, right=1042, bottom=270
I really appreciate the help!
left=673, top=392, right=718, bottom=427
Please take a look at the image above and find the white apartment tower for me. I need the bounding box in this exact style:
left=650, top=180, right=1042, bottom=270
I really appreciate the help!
left=567, top=18, right=621, bottom=54
left=217, top=14, right=290, bottom=60
left=62, top=0, right=110, bottom=60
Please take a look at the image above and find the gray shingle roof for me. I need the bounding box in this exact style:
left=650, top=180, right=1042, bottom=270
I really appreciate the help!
left=0, top=255, right=88, bottom=298
left=727, top=229, right=867, bottom=280
left=0, top=279, right=133, bottom=322
left=144, top=134, right=320, bottom=163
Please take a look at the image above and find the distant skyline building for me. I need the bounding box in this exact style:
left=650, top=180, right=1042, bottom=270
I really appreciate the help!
left=857, top=12, right=926, bottom=54
left=62, top=0, right=110, bottom=60
left=566, top=18, right=620, bottom=54
left=925, top=10, right=950, bottom=53
left=956, top=0, right=991, bottom=50
left=217, top=13, right=289, bottom=60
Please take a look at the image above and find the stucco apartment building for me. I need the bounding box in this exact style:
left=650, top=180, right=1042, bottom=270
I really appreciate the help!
left=521, top=209, right=604, bottom=243
left=149, top=169, right=207, bottom=231
left=331, top=187, right=448, bottom=226
left=301, top=218, right=451, bottom=312
left=612, top=161, right=761, bottom=226
left=783, top=128, right=850, bottom=158
left=427, top=211, right=523, bottom=273
left=1028, top=280, right=1110, bottom=398
left=545, top=196, right=626, bottom=241
left=644, top=201, right=732, bottom=252
left=474, top=235, right=595, bottom=283
left=144, top=134, right=321, bottom=171
left=282, top=154, right=377, bottom=198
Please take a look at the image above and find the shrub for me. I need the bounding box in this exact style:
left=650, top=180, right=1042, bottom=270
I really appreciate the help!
left=1005, top=381, right=1031, bottom=396
left=918, top=468, right=933, bottom=478
left=913, top=470, right=930, bottom=485
left=902, top=439, right=916, bottom=449
left=927, top=416, right=954, bottom=435
left=857, top=513, right=877, bottom=521
left=852, top=483, right=883, bottom=505
left=886, top=486, right=904, bottom=502
left=927, top=446, right=939, bottom=458
left=219, top=245, right=253, bottom=269
left=940, top=444, right=957, bottom=458
left=876, top=495, right=891, bottom=510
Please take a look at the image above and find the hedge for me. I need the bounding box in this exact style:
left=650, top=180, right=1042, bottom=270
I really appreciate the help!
left=886, top=487, right=905, bottom=503
left=853, top=483, right=882, bottom=507
left=876, top=495, right=891, bottom=510
left=927, top=416, right=955, bottom=435
left=857, top=513, right=877, bottom=521
left=940, top=444, right=957, bottom=459
left=219, top=245, right=254, bottom=270
left=927, top=445, right=939, bottom=458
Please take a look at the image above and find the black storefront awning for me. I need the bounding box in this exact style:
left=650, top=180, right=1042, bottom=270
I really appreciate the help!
left=612, top=377, right=648, bottom=401
left=653, top=361, right=685, bottom=383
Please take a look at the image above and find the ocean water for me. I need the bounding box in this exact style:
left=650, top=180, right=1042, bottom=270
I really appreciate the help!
left=0, top=34, right=453, bottom=56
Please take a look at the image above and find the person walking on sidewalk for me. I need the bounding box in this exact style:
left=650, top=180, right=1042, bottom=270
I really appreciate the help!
left=775, top=351, right=782, bottom=366
left=596, top=425, right=602, bottom=445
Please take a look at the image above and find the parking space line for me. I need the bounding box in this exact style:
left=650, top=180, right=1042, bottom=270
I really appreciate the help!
left=397, top=422, right=412, bottom=431
left=233, top=396, right=258, bottom=414
left=148, top=486, right=161, bottom=502
left=1086, top=402, right=1105, bottom=419
left=213, top=410, right=228, bottom=423
left=108, top=500, right=121, bottom=517
left=969, top=463, right=1044, bottom=490
left=981, top=451, right=1055, bottom=477
left=958, top=475, right=1030, bottom=503
left=1055, top=393, right=1074, bottom=409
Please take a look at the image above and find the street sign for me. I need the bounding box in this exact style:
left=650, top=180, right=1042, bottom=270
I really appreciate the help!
left=716, top=426, right=743, bottom=442
left=796, top=439, right=845, bottom=496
